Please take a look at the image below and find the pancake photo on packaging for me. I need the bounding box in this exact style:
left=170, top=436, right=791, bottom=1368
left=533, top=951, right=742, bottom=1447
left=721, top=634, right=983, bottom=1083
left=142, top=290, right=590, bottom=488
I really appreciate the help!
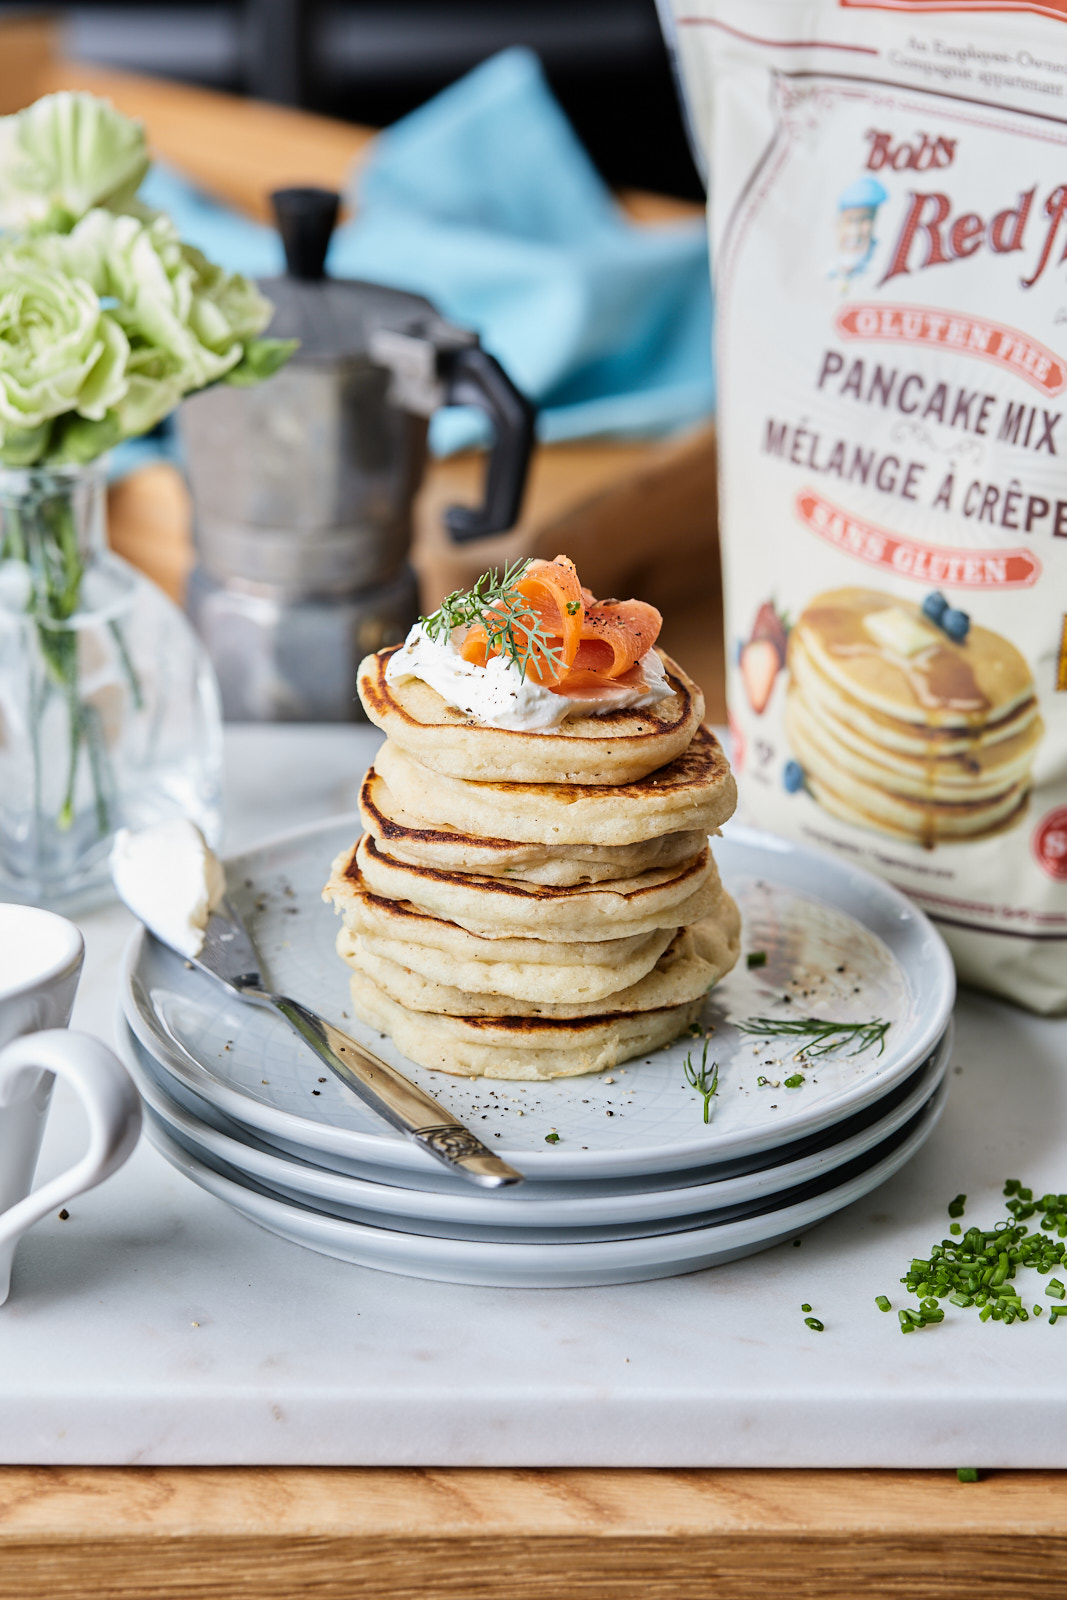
left=324, top=553, right=741, bottom=1080
left=785, top=588, right=1043, bottom=848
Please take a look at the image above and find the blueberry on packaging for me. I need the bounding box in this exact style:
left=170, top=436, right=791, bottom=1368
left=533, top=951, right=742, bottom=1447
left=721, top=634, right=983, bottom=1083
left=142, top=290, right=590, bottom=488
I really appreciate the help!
left=663, top=0, right=1067, bottom=1015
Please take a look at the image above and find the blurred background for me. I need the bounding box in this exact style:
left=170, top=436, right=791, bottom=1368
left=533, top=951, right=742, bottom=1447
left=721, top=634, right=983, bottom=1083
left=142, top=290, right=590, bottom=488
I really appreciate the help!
left=0, top=0, right=703, bottom=197
left=0, top=3, right=722, bottom=730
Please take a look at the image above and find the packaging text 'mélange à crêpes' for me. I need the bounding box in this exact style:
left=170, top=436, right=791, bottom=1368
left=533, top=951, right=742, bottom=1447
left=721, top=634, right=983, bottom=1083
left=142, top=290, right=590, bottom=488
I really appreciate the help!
left=662, top=0, right=1067, bottom=1012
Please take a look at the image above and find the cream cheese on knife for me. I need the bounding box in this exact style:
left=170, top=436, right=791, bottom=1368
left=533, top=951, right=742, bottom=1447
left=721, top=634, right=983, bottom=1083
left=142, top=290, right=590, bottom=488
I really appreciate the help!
left=111, top=819, right=225, bottom=958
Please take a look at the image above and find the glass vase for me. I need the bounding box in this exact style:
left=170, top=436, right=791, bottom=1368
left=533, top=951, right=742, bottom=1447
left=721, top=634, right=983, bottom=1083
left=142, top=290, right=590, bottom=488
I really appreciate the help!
left=0, top=463, right=223, bottom=912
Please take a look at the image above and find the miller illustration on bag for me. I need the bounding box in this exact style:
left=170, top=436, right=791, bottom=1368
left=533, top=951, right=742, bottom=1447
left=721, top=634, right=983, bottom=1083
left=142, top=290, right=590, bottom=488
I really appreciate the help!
left=661, top=0, right=1067, bottom=1012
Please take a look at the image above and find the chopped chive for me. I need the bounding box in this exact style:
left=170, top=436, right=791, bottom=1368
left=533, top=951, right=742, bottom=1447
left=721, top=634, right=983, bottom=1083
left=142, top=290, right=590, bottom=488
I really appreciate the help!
left=875, top=1295, right=891, bottom=1313
left=804, top=1317, right=824, bottom=1331
left=544, top=1132, right=560, bottom=1144
left=956, top=1468, right=979, bottom=1483
left=948, top=1194, right=967, bottom=1219
left=746, top=950, right=767, bottom=968
left=1047, top=1278, right=1065, bottom=1299
left=801, top=1303, right=812, bottom=1313
left=784, top=1073, right=805, bottom=1089
left=949, top=1223, right=961, bottom=1236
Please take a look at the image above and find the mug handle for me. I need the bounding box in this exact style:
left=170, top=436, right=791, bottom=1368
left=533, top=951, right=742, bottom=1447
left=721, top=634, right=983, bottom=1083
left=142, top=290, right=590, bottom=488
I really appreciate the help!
left=0, top=1030, right=142, bottom=1251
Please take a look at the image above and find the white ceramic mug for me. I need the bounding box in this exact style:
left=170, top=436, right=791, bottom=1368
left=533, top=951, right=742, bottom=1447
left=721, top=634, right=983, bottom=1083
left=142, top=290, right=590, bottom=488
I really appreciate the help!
left=0, top=904, right=142, bottom=1305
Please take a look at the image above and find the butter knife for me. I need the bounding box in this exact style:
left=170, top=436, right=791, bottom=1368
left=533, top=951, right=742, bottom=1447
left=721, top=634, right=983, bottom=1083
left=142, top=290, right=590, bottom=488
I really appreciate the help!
left=124, top=892, right=522, bottom=1190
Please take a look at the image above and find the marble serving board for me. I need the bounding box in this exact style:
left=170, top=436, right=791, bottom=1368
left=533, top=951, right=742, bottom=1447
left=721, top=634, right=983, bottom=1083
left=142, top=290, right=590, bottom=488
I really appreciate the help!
left=2, top=726, right=1066, bottom=1468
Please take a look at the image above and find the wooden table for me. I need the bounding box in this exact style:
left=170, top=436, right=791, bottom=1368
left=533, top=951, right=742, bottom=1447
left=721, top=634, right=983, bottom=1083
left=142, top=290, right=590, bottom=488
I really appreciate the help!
left=1, top=23, right=1064, bottom=1596
left=3, top=1466, right=1066, bottom=1598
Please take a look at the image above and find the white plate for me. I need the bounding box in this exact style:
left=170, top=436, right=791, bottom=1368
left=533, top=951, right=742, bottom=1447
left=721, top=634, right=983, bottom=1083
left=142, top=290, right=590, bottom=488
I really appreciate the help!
left=119, top=1014, right=952, bottom=1232
left=141, top=1076, right=948, bottom=1287
left=120, top=1015, right=951, bottom=1195
left=121, top=816, right=955, bottom=1181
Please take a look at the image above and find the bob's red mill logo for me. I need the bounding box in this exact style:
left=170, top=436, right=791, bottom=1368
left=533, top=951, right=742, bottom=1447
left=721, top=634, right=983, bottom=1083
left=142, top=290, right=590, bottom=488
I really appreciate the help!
left=861, top=128, right=1067, bottom=287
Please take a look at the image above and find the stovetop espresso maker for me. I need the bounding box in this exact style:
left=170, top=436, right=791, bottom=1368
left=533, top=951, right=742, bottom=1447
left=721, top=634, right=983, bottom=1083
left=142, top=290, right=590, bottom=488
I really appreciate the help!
left=182, top=187, right=535, bottom=721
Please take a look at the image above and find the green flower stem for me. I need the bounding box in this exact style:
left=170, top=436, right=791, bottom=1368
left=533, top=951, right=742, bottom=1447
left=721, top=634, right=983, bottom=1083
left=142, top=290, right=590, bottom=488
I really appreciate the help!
left=108, top=616, right=143, bottom=710
left=10, top=474, right=115, bottom=837
left=81, top=699, right=112, bottom=836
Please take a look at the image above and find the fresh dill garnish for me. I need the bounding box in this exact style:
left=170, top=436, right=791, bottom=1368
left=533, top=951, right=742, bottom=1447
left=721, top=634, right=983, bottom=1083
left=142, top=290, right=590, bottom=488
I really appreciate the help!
left=736, top=1015, right=891, bottom=1060
left=419, top=559, right=565, bottom=683
left=683, top=1037, right=719, bottom=1123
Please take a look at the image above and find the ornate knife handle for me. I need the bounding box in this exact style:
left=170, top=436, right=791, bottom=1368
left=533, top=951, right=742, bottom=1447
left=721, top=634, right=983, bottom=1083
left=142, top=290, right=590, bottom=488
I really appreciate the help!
left=413, top=1122, right=521, bottom=1184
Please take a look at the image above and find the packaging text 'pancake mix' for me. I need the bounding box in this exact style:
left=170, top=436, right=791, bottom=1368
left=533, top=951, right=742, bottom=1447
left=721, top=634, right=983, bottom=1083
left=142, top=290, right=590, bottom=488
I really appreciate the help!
left=662, top=0, right=1067, bottom=1012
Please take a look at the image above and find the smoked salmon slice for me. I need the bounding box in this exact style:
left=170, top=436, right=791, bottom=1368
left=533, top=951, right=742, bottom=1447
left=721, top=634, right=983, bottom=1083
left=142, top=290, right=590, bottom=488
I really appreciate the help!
left=457, top=555, right=662, bottom=693
left=563, top=598, right=662, bottom=682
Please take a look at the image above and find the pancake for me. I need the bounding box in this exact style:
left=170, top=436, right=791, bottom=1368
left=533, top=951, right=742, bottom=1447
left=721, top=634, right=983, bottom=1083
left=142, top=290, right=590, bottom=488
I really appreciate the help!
left=789, top=628, right=1042, bottom=760
left=359, top=767, right=708, bottom=885
left=351, top=833, right=721, bottom=941
left=373, top=724, right=735, bottom=847
left=357, top=646, right=705, bottom=785
left=787, top=696, right=1031, bottom=842
left=787, top=687, right=1043, bottom=803
left=786, top=588, right=1042, bottom=847
left=790, top=588, right=1036, bottom=730
left=339, top=901, right=741, bottom=1018
left=333, top=905, right=678, bottom=1004
left=347, top=967, right=705, bottom=1080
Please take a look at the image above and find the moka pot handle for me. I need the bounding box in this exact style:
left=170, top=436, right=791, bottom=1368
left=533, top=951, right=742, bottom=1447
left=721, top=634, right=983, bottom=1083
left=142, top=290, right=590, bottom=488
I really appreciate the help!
left=439, top=345, right=536, bottom=543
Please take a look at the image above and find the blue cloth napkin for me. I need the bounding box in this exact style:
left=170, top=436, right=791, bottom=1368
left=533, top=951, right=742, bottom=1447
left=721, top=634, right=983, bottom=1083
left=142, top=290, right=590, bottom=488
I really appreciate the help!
left=125, top=47, right=713, bottom=461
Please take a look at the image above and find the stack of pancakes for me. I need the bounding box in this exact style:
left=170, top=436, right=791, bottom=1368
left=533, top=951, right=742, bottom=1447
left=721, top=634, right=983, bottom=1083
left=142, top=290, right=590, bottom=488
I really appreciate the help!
left=324, top=647, right=740, bottom=1080
left=785, top=588, right=1043, bottom=847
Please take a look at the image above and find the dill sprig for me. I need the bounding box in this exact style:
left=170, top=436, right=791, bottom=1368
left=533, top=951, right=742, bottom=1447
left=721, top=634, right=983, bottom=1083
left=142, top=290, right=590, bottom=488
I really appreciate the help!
left=419, top=559, right=564, bottom=683
left=735, top=1015, right=891, bottom=1060
left=683, top=1036, right=719, bottom=1123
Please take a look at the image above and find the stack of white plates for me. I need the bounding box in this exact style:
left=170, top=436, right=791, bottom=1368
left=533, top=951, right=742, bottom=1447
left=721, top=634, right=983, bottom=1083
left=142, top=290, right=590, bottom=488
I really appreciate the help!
left=118, top=819, right=956, bottom=1288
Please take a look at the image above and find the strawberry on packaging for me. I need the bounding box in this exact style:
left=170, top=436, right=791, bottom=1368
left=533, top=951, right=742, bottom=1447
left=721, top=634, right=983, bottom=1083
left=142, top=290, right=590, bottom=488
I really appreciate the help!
left=740, top=600, right=789, bottom=713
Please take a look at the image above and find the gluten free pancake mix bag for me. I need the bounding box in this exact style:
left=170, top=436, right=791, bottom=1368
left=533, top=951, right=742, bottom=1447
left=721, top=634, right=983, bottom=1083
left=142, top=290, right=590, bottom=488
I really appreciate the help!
left=661, top=0, right=1067, bottom=1012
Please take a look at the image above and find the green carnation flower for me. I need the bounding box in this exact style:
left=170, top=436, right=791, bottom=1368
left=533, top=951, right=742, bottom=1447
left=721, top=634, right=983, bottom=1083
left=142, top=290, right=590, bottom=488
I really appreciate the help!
left=0, top=91, right=148, bottom=233
left=63, top=209, right=276, bottom=394
left=0, top=91, right=294, bottom=465
left=0, top=253, right=128, bottom=465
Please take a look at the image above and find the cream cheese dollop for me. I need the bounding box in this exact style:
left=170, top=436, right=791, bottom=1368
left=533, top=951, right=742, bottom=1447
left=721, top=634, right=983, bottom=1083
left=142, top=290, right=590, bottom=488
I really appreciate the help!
left=111, top=818, right=226, bottom=958
left=386, top=624, right=673, bottom=731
